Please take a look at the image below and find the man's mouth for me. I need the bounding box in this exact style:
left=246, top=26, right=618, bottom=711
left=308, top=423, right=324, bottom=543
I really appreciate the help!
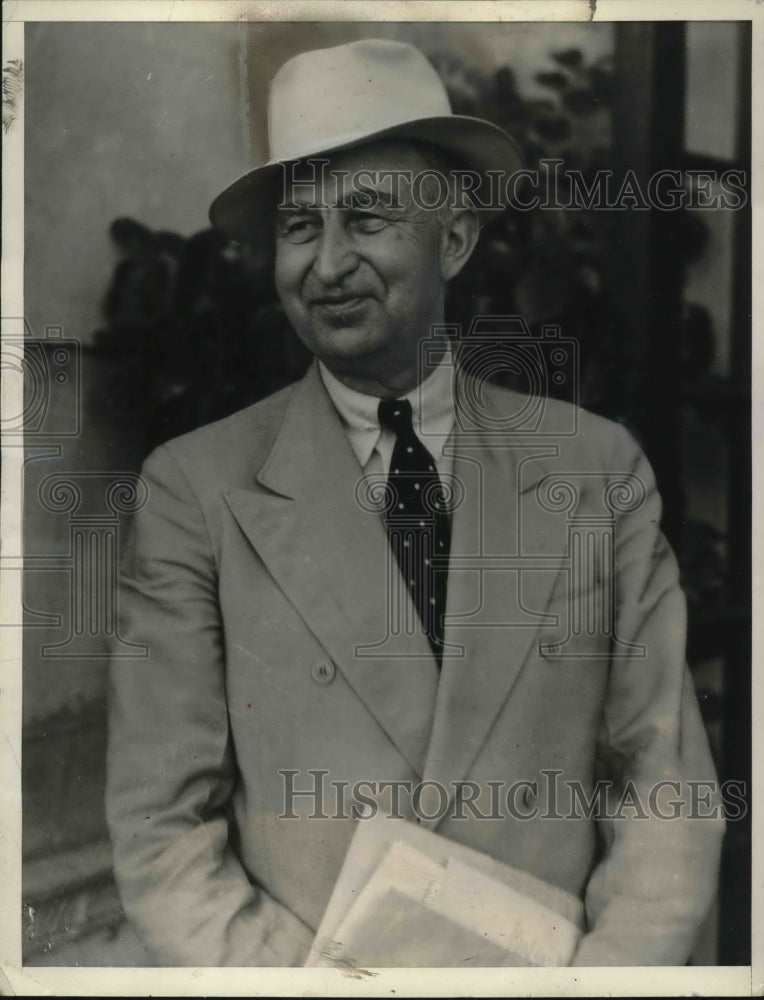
left=312, top=293, right=367, bottom=305
left=311, top=294, right=370, bottom=315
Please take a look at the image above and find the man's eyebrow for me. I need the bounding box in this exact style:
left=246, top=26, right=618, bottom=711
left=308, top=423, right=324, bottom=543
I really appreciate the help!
left=277, top=202, right=321, bottom=215
left=279, top=183, right=405, bottom=212
left=338, top=185, right=404, bottom=211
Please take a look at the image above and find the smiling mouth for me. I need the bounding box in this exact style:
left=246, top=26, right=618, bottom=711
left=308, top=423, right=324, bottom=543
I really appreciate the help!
left=312, top=295, right=369, bottom=313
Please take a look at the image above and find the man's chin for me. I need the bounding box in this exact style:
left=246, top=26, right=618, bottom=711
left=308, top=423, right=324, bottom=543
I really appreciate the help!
left=310, top=325, right=386, bottom=364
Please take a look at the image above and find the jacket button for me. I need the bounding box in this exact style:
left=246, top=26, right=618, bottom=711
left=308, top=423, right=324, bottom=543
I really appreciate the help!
left=310, top=660, right=336, bottom=685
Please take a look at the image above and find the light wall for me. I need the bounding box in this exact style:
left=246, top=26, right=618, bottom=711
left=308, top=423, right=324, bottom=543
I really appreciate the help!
left=24, top=21, right=252, bottom=348
left=24, top=21, right=616, bottom=350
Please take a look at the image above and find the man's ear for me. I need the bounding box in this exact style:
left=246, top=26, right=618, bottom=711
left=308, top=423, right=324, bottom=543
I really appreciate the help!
left=440, top=209, right=481, bottom=282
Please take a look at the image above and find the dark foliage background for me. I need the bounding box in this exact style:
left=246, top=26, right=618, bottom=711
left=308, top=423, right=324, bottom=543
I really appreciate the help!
left=91, top=46, right=715, bottom=430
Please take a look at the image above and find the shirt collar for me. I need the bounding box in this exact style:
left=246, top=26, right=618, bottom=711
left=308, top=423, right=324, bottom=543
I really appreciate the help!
left=319, top=348, right=456, bottom=469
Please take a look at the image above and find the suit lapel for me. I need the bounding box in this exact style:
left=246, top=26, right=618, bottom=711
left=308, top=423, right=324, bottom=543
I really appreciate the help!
left=421, top=380, right=568, bottom=827
left=224, top=364, right=439, bottom=777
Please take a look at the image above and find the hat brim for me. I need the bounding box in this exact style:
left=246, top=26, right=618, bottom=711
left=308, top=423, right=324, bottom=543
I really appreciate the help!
left=208, top=115, right=524, bottom=243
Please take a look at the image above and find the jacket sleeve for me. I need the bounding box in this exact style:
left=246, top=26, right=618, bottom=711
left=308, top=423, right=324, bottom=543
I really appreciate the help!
left=106, top=443, right=314, bottom=966
left=570, top=425, right=725, bottom=965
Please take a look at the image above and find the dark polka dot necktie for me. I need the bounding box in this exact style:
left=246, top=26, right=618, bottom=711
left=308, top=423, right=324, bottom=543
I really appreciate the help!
left=378, top=398, right=451, bottom=664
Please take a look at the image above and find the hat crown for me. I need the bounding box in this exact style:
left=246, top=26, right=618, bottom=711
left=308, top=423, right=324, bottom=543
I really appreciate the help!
left=209, top=38, right=524, bottom=241
left=268, top=39, right=452, bottom=163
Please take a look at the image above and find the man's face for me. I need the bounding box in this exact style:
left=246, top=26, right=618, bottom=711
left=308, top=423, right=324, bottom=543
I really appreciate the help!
left=274, top=141, right=450, bottom=387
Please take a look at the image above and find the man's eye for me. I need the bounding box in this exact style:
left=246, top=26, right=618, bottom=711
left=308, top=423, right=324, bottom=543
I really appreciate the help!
left=280, top=218, right=321, bottom=244
left=349, top=211, right=388, bottom=234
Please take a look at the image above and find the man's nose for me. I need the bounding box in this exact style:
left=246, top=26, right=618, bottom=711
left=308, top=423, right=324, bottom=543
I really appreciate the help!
left=312, top=214, right=359, bottom=285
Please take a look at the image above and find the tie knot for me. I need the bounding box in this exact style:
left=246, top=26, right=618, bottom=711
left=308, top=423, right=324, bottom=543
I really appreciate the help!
left=378, top=398, right=413, bottom=434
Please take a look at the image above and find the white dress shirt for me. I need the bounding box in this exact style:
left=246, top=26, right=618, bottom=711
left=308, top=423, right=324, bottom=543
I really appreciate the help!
left=319, top=350, right=456, bottom=480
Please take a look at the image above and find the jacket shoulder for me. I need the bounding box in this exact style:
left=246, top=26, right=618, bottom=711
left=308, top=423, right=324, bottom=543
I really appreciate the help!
left=147, top=380, right=299, bottom=490
left=482, top=382, right=639, bottom=464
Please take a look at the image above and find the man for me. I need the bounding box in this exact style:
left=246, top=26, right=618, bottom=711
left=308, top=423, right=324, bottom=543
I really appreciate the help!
left=106, top=39, right=724, bottom=967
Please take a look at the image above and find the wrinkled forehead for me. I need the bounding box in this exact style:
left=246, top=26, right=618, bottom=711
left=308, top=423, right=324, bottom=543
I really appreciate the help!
left=282, top=139, right=433, bottom=208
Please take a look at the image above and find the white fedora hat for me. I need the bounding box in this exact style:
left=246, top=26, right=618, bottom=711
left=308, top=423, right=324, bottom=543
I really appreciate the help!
left=209, top=38, right=523, bottom=242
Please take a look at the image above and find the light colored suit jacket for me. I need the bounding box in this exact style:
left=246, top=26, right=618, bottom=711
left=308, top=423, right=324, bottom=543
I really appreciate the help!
left=106, top=361, right=724, bottom=966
